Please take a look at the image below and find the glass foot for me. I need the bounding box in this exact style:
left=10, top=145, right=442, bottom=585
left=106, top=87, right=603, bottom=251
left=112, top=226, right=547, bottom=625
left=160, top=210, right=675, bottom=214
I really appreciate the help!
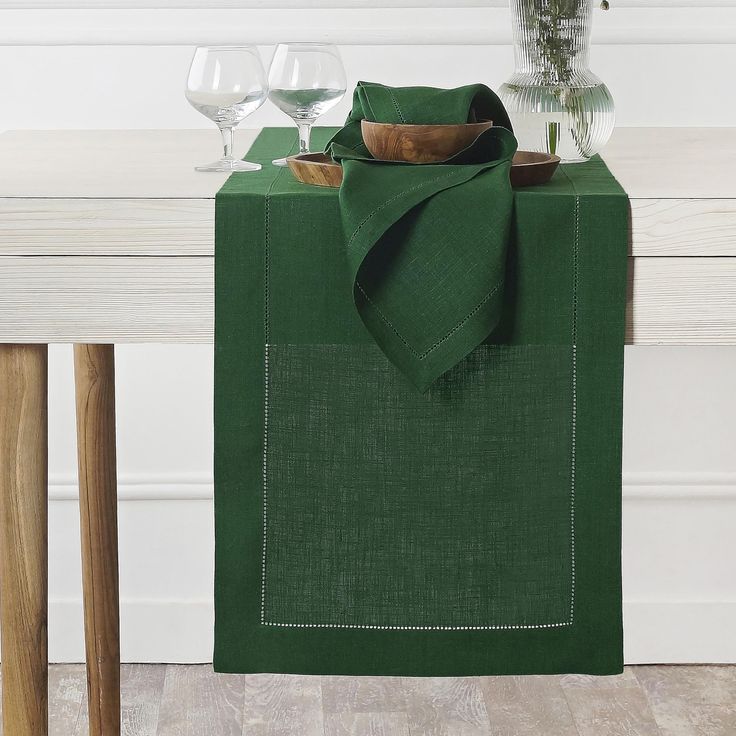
left=195, top=159, right=262, bottom=173
left=272, top=157, right=289, bottom=167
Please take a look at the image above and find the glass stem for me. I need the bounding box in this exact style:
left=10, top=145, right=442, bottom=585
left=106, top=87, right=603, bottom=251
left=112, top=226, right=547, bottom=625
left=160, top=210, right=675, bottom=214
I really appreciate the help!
left=297, top=122, right=313, bottom=155
left=219, top=125, right=234, bottom=161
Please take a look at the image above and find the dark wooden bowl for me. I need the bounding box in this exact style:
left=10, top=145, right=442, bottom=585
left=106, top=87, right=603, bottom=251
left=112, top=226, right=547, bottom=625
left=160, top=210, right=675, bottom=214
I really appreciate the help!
left=361, top=120, right=493, bottom=163
left=510, top=151, right=561, bottom=187
left=287, top=150, right=561, bottom=189
left=287, top=152, right=343, bottom=188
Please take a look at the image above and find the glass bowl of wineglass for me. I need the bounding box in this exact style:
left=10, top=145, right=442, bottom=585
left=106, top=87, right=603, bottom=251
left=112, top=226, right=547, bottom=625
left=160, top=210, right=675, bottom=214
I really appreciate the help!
left=268, top=43, right=347, bottom=166
left=186, top=46, right=268, bottom=172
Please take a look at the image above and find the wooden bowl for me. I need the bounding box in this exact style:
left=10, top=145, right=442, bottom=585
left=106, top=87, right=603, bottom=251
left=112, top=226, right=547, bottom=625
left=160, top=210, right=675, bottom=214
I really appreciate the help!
left=287, top=152, right=343, bottom=188
left=510, top=151, right=561, bottom=187
left=287, top=150, right=560, bottom=189
left=361, top=120, right=493, bottom=163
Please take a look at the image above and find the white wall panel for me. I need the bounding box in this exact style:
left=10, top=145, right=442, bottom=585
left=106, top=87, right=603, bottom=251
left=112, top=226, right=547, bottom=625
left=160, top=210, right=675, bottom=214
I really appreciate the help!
left=2, top=44, right=736, bottom=132
left=2, top=6, right=736, bottom=45
left=3, top=0, right=735, bottom=8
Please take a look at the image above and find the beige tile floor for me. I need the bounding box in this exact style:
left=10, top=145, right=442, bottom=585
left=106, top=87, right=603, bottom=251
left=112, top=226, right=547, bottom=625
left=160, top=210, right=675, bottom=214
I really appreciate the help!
left=0, top=665, right=733, bottom=735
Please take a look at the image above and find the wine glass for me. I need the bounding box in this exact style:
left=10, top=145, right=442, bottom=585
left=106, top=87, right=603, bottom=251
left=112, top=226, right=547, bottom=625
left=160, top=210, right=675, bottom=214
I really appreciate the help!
left=186, top=46, right=268, bottom=172
left=268, top=43, right=347, bottom=166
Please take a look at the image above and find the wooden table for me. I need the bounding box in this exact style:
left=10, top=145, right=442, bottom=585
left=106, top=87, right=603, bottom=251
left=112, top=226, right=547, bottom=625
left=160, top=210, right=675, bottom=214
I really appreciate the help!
left=0, top=127, right=734, bottom=735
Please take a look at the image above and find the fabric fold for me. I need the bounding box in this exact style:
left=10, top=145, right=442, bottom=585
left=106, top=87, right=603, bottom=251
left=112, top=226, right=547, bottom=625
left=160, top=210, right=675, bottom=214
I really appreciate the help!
left=328, top=81, right=514, bottom=156
left=328, top=83, right=518, bottom=391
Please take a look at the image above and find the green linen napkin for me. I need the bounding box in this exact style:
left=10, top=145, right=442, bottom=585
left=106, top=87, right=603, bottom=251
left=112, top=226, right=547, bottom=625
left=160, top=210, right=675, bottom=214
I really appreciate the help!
left=329, top=81, right=513, bottom=156
left=327, top=83, right=518, bottom=392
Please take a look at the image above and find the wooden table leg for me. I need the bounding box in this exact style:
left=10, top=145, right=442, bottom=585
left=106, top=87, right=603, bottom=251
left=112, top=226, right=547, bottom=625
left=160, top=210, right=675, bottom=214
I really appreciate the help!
left=0, top=344, right=49, bottom=736
left=74, top=344, right=120, bottom=736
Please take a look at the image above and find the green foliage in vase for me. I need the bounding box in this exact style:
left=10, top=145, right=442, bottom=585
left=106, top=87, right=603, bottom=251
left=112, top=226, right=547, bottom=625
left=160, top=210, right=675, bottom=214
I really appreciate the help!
left=518, top=0, right=586, bottom=86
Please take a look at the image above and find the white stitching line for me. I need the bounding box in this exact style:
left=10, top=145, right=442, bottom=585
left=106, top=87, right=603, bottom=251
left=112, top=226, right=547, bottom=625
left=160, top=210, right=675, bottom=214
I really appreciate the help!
left=260, top=173, right=579, bottom=632
left=262, top=341, right=577, bottom=630
left=346, top=171, right=460, bottom=251
left=260, top=195, right=271, bottom=625
left=387, top=88, right=407, bottom=123
left=260, top=142, right=294, bottom=625
left=260, top=343, right=270, bottom=624
left=356, top=277, right=504, bottom=361
left=569, top=195, right=579, bottom=625
left=263, top=621, right=572, bottom=630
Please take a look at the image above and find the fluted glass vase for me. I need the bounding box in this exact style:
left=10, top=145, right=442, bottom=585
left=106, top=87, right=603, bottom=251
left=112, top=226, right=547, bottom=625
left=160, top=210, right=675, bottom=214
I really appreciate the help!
left=499, top=0, right=614, bottom=162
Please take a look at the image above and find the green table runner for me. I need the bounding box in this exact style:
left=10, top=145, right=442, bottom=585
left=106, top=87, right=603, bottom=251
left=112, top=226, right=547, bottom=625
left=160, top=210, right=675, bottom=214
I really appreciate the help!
left=214, top=127, right=628, bottom=676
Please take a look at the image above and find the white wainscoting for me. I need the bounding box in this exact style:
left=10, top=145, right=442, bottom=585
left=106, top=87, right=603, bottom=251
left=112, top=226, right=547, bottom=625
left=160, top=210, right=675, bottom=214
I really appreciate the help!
left=1, top=0, right=735, bottom=664
left=1, top=44, right=736, bottom=130
left=45, top=474, right=736, bottom=664
left=41, top=345, right=736, bottom=664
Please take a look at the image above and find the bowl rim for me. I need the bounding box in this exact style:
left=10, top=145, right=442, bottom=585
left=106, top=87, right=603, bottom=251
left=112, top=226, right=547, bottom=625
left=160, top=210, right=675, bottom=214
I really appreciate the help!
left=511, top=151, right=561, bottom=168
left=287, top=152, right=339, bottom=167
left=360, top=119, right=493, bottom=131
